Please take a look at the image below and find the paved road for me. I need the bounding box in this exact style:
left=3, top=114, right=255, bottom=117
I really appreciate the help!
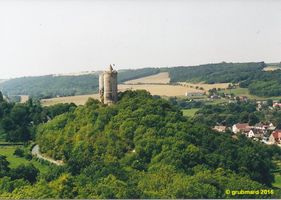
left=31, top=145, right=64, bottom=166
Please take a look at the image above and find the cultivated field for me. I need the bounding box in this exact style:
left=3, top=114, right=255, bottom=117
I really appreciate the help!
left=124, top=72, right=170, bottom=84
left=20, top=95, right=29, bottom=103
left=42, top=72, right=233, bottom=106
left=178, top=82, right=230, bottom=91
left=263, top=66, right=281, bottom=71
left=119, top=84, right=201, bottom=97
left=41, top=94, right=99, bottom=106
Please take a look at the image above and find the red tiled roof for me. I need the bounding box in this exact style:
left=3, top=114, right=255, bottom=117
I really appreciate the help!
left=236, top=123, right=251, bottom=131
left=272, top=130, right=281, bottom=139
left=236, top=123, right=249, bottom=129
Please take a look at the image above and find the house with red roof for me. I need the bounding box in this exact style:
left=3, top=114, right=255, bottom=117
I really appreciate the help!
left=232, top=123, right=252, bottom=134
left=269, top=130, right=281, bottom=144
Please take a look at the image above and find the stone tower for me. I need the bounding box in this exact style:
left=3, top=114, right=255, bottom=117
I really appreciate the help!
left=99, top=65, right=118, bottom=104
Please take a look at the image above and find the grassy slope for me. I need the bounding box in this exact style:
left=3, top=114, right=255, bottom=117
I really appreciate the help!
left=182, top=108, right=200, bottom=117
left=221, top=87, right=281, bottom=100
left=273, top=160, right=281, bottom=189
left=0, top=145, right=49, bottom=173
left=273, top=174, right=281, bottom=189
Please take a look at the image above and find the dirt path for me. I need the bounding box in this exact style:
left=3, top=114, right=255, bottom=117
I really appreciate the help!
left=31, top=145, right=64, bottom=166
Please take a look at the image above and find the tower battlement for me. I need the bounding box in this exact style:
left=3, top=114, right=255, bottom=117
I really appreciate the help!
left=99, top=65, right=118, bottom=104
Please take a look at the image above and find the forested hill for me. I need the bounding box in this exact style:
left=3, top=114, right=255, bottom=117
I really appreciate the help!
left=0, top=68, right=159, bottom=99
left=0, top=74, right=99, bottom=99
left=2, top=62, right=281, bottom=98
left=5, top=90, right=276, bottom=198
left=166, top=62, right=266, bottom=83
left=166, top=62, right=281, bottom=97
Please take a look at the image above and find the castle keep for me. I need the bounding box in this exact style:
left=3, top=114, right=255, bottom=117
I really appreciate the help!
left=99, top=65, right=118, bottom=104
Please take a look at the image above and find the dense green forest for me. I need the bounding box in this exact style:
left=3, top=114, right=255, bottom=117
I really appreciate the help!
left=166, top=62, right=266, bottom=83
left=0, top=91, right=77, bottom=142
left=0, top=68, right=159, bottom=99
left=0, top=74, right=99, bottom=99
left=1, top=90, right=279, bottom=198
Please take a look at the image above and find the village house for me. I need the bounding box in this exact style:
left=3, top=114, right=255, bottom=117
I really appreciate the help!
left=247, top=129, right=264, bottom=139
left=273, top=103, right=281, bottom=108
left=268, top=123, right=276, bottom=131
left=269, top=130, right=281, bottom=144
left=213, top=125, right=227, bottom=133
left=232, top=123, right=252, bottom=134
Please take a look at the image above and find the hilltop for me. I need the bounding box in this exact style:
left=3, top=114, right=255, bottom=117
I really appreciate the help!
left=1, top=90, right=278, bottom=198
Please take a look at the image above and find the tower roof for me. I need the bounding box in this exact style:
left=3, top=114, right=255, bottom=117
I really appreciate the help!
left=109, top=64, right=113, bottom=72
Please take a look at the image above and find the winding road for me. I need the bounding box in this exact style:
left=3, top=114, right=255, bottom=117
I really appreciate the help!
left=31, top=145, right=64, bottom=166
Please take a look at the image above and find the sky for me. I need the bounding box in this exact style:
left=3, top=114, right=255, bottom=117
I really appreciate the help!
left=0, top=0, right=280, bottom=79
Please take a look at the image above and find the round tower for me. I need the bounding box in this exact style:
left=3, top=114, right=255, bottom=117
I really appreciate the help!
left=101, top=65, right=118, bottom=105
left=99, top=73, right=104, bottom=103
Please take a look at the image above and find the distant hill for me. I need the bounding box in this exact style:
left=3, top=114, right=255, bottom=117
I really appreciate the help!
left=2, top=61, right=281, bottom=99
left=166, top=62, right=266, bottom=83
left=0, top=68, right=160, bottom=99
left=0, top=74, right=99, bottom=99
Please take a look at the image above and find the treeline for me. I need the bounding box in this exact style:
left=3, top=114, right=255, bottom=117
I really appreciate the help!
left=1, top=90, right=279, bottom=198
left=167, top=62, right=281, bottom=97
left=0, top=68, right=160, bottom=99
left=240, top=70, right=281, bottom=97
left=0, top=92, right=77, bottom=142
left=0, top=74, right=100, bottom=99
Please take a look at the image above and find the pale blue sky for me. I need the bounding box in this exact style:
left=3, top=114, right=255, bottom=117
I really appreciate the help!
left=0, top=0, right=280, bottom=79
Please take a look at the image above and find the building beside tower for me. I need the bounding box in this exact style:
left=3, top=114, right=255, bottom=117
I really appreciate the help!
left=99, top=65, right=118, bottom=104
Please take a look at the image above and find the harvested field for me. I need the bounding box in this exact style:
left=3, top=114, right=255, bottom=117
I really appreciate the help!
left=178, top=82, right=230, bottom=91
left=20, top=95, right=29, bottom=103
left=119, top=84, right=202, bottom=97
left=41, top=94, right=99, bottom=106
left=263, top=66, right=281, bottom=71
left=41, top=82, right=206, bottom=106
left=124, top=72, right=170, bottom=84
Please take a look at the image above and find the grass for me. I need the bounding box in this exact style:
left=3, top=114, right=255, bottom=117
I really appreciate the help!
left=272, top=160, right=281, bottom=189
left=206, top=98, right=228, bottom=105
left=221, top=87, right=281, bottom=101
left=0, top=145, right=49, bottom=173
left=273, top=173, right=281, bottom=189
left=182, top=108, right=200, bottom=117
